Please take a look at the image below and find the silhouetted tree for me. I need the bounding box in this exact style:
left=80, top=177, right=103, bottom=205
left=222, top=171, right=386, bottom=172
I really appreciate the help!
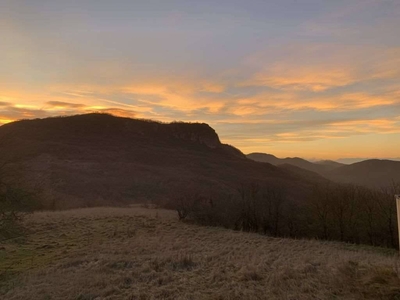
left=376, top=183, right=399, bottom=248
left=309, top=183, right=333, bottom=240
left=259, top=186, right=286, bottom=236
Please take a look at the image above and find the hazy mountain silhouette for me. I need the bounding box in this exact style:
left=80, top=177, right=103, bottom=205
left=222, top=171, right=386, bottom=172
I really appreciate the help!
left=0, top=114, right=326, bottom=208
left=314, top=160, right=344, bottom=168
left=247, top=153, right=342, bottom=175
left=337, top=157, right=400, bottom=164
left=325, top=159, right=400, bottom=188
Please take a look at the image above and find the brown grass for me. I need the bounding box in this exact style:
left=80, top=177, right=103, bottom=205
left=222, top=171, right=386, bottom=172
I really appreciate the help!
left=1, top=206, right=400, bottom=299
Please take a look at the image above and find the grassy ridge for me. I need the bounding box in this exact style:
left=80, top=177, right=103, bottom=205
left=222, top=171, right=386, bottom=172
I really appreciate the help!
left=1, top=206, right=400, bottom=299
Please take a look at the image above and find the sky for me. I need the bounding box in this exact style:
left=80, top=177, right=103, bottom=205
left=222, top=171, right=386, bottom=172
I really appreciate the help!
left=1, top=0, right=400, bottom=161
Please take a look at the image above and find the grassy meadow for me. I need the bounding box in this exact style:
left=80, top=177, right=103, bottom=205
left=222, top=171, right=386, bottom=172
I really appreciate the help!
left=1, top=205, right=400, bottom=300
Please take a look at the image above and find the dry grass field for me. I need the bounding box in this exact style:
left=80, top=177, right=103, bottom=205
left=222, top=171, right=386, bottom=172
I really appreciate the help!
left=1, top=206, right=400, bottom=300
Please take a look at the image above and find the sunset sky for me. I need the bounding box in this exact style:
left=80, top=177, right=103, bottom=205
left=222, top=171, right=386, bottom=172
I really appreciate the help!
left=1, top=0, right=400, bottom=161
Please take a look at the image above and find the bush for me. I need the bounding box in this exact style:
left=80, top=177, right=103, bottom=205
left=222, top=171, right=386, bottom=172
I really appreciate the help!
left=0, top=181, right=38, bottom=240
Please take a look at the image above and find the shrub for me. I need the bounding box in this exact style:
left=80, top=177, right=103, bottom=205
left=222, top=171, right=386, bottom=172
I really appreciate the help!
left=0, top=181, right=38, bottom=240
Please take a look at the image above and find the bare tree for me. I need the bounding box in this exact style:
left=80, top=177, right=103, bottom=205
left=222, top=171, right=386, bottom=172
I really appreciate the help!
left=309, top=183, right=333, bottom=240
left=376, top=183, right=400, bottom=248
left=259, top=185, right=286, bottom=237
left=169, top=184, right=205, bottom=221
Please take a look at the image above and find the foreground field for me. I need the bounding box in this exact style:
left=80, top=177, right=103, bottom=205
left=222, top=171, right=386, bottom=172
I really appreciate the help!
left=1, top=206, right=400, bottom=300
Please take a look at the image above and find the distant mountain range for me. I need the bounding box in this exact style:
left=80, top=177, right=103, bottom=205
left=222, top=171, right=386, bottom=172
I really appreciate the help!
left=0, top=114, right=325, bottom=209
left=247, top=153, right=344, bottom=174
left=247, top=153, right=400, bottom=188
left=335, top=157, right=400, bottom=164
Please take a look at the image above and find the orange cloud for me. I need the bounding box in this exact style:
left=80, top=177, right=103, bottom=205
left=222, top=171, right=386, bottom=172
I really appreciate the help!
left=248, top=66, right=356, bottom=92
left=328, top=118, right=400, bottom=134
left=122, top=80, right=227, bottom=113
left=244, top=44, right=400, bottom=93
left=46, top=101, right=86, bottom=109
left=225, top=90, right=398, bottom=117
left=92, top=108, right=136, bottom=118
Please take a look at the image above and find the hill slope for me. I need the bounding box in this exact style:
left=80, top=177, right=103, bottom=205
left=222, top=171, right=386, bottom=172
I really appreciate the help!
left=1, top=207, right=398, bottom=300
left=0, top=114, right=324, bottom=208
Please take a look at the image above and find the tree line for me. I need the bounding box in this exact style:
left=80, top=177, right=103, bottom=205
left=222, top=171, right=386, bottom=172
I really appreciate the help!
left=170, top=181, right=400, bottom=248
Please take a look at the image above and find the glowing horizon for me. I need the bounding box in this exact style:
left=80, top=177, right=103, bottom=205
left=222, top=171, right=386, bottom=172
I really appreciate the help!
left=1, top=0, right=400, bottom=160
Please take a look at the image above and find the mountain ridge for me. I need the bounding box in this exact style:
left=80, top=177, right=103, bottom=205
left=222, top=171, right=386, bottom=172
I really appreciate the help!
left=0, top=113, right=324, bottom=209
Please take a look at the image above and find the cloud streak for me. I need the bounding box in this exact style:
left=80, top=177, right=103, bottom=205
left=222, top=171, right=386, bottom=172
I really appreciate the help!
left=243, top=44, right=400, bottom=92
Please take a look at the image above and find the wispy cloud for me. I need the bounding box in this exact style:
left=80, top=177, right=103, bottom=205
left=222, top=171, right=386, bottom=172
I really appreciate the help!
left=46, top=101, right=86, bottom=109
left=245, top=64, right=356, bottom=92
left=243, top=44, right=400, bottom=92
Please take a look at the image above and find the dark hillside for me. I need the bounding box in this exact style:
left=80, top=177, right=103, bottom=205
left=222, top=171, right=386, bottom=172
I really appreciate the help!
left=0, top=114, right=320, bottom=208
